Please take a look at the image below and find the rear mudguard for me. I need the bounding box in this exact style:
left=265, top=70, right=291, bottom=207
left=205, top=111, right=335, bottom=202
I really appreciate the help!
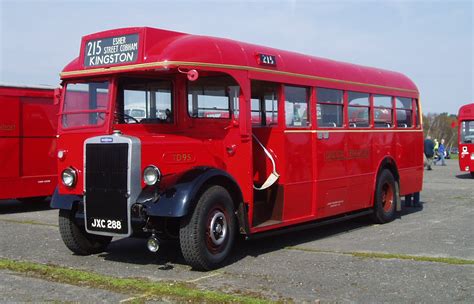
left=138, top=167, right=243, bottom=218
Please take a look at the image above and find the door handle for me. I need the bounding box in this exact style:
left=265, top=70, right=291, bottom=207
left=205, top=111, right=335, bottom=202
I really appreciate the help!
left=226, top=144, right=237, bottom=156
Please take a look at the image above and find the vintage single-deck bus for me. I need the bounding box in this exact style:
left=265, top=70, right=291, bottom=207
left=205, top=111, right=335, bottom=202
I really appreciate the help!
left=458, top=103, right=474, bottom=177
left=0, top=84, right=59, bottom=201
left=52, top=27, right=423, bottom=270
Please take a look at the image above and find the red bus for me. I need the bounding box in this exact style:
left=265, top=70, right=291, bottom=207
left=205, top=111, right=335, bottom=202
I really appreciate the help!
left=458, top=103, right=474, bottom=177
left=0, top=84, right=59, bottom=201
left=52, top=27, right=423, bottom=270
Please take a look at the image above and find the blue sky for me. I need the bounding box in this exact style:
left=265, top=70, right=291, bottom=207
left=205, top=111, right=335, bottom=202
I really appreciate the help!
left=1, top=0, right=472, bottom=114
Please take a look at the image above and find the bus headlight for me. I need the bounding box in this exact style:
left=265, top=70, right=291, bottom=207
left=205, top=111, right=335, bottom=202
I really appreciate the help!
left=61, top=167, right=77, bottom=187
left=143, top=165, right=161, bottom=186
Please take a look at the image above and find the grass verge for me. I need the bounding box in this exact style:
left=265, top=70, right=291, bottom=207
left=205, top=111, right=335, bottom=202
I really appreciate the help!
left=0, top=258, right=271, bottom=303
left=286, top=247, right=474, bottom=265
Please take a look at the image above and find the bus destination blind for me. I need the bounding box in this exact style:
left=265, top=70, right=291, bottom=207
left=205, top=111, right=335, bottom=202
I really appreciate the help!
left=84, top=34, right=139, bottom=67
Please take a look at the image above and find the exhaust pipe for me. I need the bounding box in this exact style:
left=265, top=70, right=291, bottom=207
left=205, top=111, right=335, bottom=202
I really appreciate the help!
left=147, top=234, right=160, bottom=253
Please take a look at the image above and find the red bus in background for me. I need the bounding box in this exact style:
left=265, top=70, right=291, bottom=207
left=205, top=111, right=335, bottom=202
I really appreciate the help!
left=52, top=27, right=423, bottom=270
left=0, top=84, right=59, bottom=201
left=458, top=103, right=474, bottom=177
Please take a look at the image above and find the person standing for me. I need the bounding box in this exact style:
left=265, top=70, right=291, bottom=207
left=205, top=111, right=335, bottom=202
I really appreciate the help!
left=405, top=192, right=421, bottom=208
left=434, top=138, right=446, bottom=166
left=424, top=136, right=435, bottom=170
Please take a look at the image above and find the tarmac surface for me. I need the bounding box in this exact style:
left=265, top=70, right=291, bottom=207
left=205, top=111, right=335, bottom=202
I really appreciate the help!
left=0, top=159, right=473, bottom=303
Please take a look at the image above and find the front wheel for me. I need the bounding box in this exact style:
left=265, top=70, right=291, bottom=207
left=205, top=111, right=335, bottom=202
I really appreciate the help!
left=58, top=209, right=112, bottom=255
left=179, top=185, right=236, bottom=270
left=372, top=169, right=399, bottom=224
left=470, top=172, right=474, bottom=178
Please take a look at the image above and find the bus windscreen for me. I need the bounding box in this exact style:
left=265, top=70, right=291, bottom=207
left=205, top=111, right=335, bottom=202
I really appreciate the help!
left=61, top=82, right=109, bottom=129
left=461, top=120, right=474, bottom=143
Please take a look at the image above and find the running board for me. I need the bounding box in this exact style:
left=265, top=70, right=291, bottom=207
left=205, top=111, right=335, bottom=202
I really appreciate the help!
left=246, top=209, right=374, bottom=240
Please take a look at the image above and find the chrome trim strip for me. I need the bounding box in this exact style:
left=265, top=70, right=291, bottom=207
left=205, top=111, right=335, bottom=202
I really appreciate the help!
left=60, top=60, right=418, bottom=94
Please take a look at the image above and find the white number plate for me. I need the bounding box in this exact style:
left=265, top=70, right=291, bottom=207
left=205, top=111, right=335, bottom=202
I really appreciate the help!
left=90, top=218, right=122, bottom=230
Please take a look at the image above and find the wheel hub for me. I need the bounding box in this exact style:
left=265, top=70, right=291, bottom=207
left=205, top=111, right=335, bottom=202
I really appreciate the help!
left=382, top=183, right=394, bottom=212
left=209, top=211, right=227, bottom=246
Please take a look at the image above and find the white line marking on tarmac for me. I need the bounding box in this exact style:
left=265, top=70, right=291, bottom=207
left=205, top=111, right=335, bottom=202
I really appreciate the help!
left=119, top=293, right=150, bottom=303
left=186, top=272, right=222, bottom=283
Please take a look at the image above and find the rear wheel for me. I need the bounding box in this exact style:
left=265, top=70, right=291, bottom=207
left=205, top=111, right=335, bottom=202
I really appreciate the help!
left=179, top=185, right=236, bottom=270
left=58, top=209, right=112, bottom=255
left=470, top=172, right=474, bottom=178
left=372, top=169, right=398, bottom=224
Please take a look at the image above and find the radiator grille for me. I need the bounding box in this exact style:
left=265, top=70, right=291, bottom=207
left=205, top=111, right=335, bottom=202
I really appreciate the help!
left=85, top=143, right=129, bottom=234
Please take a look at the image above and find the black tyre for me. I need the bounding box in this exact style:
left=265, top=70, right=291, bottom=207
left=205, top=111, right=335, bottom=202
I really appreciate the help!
left=179, top=185, right=236, bottom=270
left=58, top=209, right=112, bottom=255
left=470, top=172, right=474, bottom=178
left=372, top=169, right=399, bottom=224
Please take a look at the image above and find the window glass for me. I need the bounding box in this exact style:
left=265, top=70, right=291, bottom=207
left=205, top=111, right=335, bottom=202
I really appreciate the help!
left=63, top=82, right=109, bottom=112
left=317, top=88, right=343, bottom=104
left=251, top=98, right=261, bottom=125
left=374, top=108, right=393, bottom=128
left=348, top=107, right=370, bottom=127
left=461, top=121, right=474, bottom=143
left=395, top=97, right=412, bottom=109
left=251, top=81, right=279, bottom=126
left=317, top=88, right=343, bottom=127
left=395, top=97, right=413, bottom=127
left=396, top=109, right=413, bottom=127
left=188, top=76, right=239, bottom=119
left=348, top=91, right=369, bottom=128
left=118, top=79, right=172, bottom=124
left=265, top=93, right=278, bottom=125
left=62, top=81, right=109, bottom=129
left=317, top=104, right=342, bottom=128
left=130, top=109, right=145, bottom=117
left=374, top=95, right=393, bottom=128
left=348, top=92, right=369, bottom=106
left=374, top=95, right=392, bottom=108
left=285, top=86, right=309, bottom=127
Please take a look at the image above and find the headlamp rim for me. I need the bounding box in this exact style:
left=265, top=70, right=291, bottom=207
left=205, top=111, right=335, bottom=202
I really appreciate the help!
left=143, top=165, right=161, bottom=186
left=61, top=167, right=77, bottom=187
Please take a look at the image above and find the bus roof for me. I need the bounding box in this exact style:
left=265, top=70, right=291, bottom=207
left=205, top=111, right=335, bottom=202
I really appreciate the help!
left=0, top=82, right=55, bottom=90
left=62, top=27, right=418, bottom=94
left=458, top=103, right=474, bottom=120
left=0, top=83, right=56, bottom=98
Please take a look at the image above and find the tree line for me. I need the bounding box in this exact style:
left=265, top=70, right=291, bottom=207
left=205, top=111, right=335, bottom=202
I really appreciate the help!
left=423, top=113, right=458, bottom=148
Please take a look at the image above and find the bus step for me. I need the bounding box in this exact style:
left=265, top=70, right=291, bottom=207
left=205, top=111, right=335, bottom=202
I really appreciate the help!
left=254, top=220, right=282, bottom=229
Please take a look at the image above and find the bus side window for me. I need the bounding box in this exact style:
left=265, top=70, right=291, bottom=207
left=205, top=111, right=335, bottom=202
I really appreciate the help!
left=285, top=85, right=309, bottom=127
left=395, top=97, right=413, bottom=128
left=187, top=76, right=238, bottom=119
left=348, top=92, right=370, bottom=128
left=316, top=88, right=343, bottom=128
left=373, top=95, right=393, bottom=128
left=250, top=98, right=261, bottom=125
left=251, top=81, right=279, bottom=126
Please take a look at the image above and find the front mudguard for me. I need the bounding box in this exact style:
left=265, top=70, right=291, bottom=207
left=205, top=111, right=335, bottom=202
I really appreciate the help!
left=50, top=187, right=82, bottom=210
left=138, top=167, right=242, bottom=218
